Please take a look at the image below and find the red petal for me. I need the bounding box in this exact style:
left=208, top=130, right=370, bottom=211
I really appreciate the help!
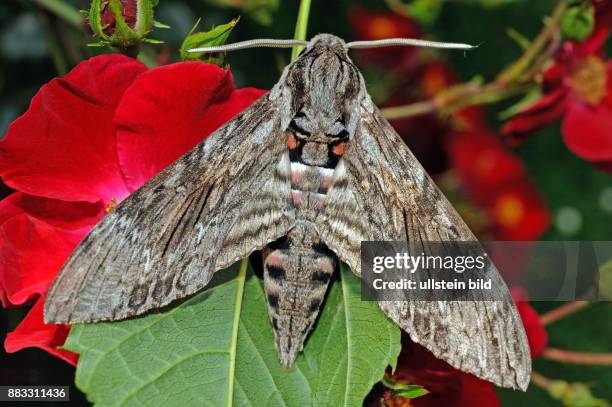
left=0, top=193, right=102, bottom=307
left=4, top=296, right=77, bottom=365
left=562, top=65, right=612, bottom=161
left=511, top=288, right=548, bottom=359
left=562, top=103, right=612, bottom=161
left=502, top=88, right=567, bottom=141
left=0, top=55, right=147, bottom=204
left=115, top=62, right=266, bottom=190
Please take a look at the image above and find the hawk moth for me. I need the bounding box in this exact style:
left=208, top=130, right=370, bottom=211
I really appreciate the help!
left=44, top=34, right=531, bottom=391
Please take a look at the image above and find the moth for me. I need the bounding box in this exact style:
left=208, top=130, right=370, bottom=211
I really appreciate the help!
left=45, top=34, right=531, bottom=390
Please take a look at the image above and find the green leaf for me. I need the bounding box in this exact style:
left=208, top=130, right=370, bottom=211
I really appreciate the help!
left=560, top=3, right=595, bottom=42
left=506, top=27, right=531, bottom=51
left=407, top=0, right=443, bottom=26
left=153, top=20, right=171, bottom=29
left=65, top=261, right=401, bottom=406
left=381, top=376, right=429, bottom=399
left=86, top=41, right=110, bottom=47
left=180, top=18, right=239, bottom=64
left=298, top=264, right=402, bottom=405
left=395, top=386, right=430, bottom=399
left=498, top=87, right=542, bottom=120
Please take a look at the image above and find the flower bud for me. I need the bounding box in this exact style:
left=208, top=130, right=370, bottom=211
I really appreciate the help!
left=88, top=0, right=157, bottom=49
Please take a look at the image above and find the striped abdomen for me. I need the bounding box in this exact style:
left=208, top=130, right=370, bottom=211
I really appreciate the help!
left=263, top=122, right=347, bottom=368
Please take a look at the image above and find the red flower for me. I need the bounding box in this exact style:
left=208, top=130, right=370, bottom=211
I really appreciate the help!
left=448, top=131, right=550, bottom=240
left=388, top=335, right=501, bottom=407
left=349, top=7, right=422, bottom=71
left=0, top=54, right=266, bottom=363
left=485, top=181, right=550, bottom=241
left=511, top=288, right=548, bottom=358
left=503, top=3, right=612, bottom=169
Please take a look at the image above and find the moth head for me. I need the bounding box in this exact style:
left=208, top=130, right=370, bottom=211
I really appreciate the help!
left=283, top=34, right=361, bottom=138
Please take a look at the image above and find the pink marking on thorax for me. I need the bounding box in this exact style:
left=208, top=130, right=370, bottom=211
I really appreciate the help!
left=291, top=169, right=303, bottom=185
left=266, top=253, right=285, bottom=268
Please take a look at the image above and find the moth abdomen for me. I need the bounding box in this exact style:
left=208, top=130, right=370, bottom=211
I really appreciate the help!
left=262, top=229, right=336, bottom=368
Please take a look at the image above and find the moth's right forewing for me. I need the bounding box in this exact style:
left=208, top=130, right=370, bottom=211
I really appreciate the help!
left=45, top=93, right=295, bottom=324
left=318, top=99, right=531, bottom=391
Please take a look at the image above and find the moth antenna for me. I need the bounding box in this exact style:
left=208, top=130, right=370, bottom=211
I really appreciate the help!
left=346, top=38, right=476, bottom=50
left=189, top=39, right=308, bottom=53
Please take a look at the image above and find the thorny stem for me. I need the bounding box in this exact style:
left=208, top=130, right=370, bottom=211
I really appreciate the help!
left=497, top=0, right=569, bottom=84
left=540, top=301, right=591, bottom=326
left=380, top=80, right=530, bottom=120
left=292, top=0, right=312, bottom=61
left=543, top=348, right=612, bottom=366
left=380, top=0, right=569, bottom=121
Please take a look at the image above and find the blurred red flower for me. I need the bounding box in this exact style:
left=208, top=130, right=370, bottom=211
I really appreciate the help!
left=0, top=54, right=266, bottom=364
left=448, top=131, right=550, bottom=241
left=503, top=3, right=612, bottom=170
left=349, top=7, right=422, bottom=71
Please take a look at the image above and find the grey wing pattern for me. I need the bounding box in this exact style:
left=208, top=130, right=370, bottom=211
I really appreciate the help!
left=45, top=94, right=294, bottom=323
left=317, top=98, right=531, bottom=390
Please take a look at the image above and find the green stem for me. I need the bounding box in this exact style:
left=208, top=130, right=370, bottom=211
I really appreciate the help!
left=292, top=0, right=312, bottom=61
left=380, top=82, right=529, bottom=121
left=227, top=257, right=248, bottom=407
left=32, top=0, right=83, bottom=29
left=497, top=0, right=568, bottom=84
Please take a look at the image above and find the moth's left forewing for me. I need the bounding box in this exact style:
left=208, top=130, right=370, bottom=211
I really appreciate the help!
left=45, top=93, right=295, bottom=324
left=318, top=96, right=531, bottom=390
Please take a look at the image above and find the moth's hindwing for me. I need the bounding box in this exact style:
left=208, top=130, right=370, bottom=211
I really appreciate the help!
left=44, top=94, right=295, bottom=323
